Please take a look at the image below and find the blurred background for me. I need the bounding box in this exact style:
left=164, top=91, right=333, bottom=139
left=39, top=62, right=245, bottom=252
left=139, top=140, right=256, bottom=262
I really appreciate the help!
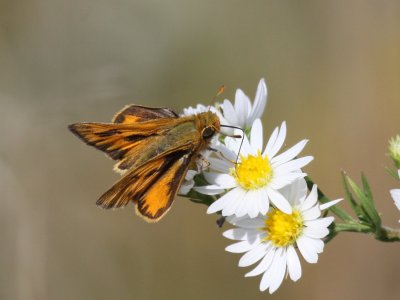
left=1, top=1, right=400, bottom=299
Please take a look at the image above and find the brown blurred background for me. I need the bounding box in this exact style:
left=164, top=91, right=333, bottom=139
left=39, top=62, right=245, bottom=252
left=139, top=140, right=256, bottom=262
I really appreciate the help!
left=1, top=1, right=400, bottom=299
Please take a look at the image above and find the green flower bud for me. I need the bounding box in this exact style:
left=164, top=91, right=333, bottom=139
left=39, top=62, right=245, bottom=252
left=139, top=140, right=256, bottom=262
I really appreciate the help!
left=389, top=135, right=400, bottom=168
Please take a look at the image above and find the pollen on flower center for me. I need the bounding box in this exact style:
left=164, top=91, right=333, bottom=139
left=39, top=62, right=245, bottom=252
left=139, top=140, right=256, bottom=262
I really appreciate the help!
left=263, top=209, right=303, bottom=247
left=231, top=150, right=272, bottom=190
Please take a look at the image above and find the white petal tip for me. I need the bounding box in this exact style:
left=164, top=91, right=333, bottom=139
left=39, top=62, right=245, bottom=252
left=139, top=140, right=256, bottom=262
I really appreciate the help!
left=320, top=198, right=343, bottom=210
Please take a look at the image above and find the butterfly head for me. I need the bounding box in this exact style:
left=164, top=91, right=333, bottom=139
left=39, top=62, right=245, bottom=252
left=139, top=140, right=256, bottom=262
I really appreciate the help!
left=196, top=111, right=221, bottom=141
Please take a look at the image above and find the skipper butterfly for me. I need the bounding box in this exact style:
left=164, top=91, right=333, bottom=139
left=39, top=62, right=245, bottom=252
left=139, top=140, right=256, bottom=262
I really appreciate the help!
left=69, top=105, right=221, bottom=222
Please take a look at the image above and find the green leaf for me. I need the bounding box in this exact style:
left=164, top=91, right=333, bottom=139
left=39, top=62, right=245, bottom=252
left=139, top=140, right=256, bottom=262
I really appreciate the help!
left=181, top=190, right=215, bottom=206
left=347, top=175, right=381, bottom=231
left=361, top=173, right=382, bottom=232
left=386, top=167, right=400, bottom=180
left=341, top=172, right=364, bottom=219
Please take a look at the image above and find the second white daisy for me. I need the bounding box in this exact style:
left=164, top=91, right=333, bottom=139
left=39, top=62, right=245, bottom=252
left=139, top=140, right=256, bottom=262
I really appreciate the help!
left=223, top=179, right=341, bottom=293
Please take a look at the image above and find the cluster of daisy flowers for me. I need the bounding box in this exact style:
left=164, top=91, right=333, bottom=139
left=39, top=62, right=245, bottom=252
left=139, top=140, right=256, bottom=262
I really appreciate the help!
left=181, top=79, right=341, bottom=293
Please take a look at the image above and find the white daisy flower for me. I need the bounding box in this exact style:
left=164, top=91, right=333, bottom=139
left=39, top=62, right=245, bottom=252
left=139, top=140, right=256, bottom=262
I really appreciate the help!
left=181, top=104, right=209, bottom=116
left=390, top=170, right=400, bottom=218
left=223, top=178, right=341, bottom=293
left=196, top=119, right=313, bottom=217
left=221, top=78, right=267, bottom=131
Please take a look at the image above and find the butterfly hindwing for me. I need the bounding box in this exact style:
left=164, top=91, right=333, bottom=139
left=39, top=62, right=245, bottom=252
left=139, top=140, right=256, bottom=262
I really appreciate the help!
left=96, top=148, right=193, bottom=221
left=96, top=152, right=175, bottom=209
left=135, top=152, right=192, bottom=221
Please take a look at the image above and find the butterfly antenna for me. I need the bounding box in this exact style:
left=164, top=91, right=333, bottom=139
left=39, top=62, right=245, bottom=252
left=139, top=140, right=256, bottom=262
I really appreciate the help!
left=220, top=124, right=245, bottom=167
left=207, top=85, right=225, bottom=111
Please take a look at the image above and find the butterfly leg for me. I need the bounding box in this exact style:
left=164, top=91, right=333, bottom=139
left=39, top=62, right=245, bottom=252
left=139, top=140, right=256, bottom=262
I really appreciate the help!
left=196, top=153, right=210, bottom=170
left=207, top=147, right=238, bottom=166
left=216, top=216, right=226, bottom=228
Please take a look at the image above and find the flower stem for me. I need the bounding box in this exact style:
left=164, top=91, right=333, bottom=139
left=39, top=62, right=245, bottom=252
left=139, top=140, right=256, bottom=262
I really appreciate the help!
left=333, top=222, right=372, bottom=233
left=331, top=223, right=400, bottom=242
left=376, top=226, right=400, bottom=242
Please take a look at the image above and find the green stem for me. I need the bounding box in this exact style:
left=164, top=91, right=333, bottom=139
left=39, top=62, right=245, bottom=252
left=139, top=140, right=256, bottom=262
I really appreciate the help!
left=377, top=226, right=400, bottom=242
left=334, top=222, right=372, bottom=233
left=332, top=223, right=400, bottom=242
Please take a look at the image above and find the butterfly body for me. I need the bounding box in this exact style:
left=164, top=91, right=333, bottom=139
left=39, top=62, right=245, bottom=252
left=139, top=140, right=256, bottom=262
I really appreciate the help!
left=69, top=105, right=220, bottom=222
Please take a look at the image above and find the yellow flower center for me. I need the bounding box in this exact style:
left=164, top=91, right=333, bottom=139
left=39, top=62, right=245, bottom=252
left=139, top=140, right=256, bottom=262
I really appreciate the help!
left=263, top=209, right=303, bottom=247
left=231, top=150, right=272, bottom=190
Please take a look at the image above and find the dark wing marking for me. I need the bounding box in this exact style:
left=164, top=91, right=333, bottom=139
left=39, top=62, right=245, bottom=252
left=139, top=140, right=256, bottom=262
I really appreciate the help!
left=112, top=105, right=178, bottom=124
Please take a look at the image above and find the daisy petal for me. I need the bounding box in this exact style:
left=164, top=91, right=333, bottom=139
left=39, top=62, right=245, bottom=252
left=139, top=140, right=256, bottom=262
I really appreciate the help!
left=222, top=195, right=243, bottom=216
left=208, top=157, right=233, bottom=173
left=302, top=226, right=330, bottom=239
left=300, top=237, right=325, bottom=254
left=222, top=99, right=238, bottom=126
left=264, top=126, right=279, bottom=156
left=248, top=78, right=267, bottom=125
left=239, top=243, right=269, bottom=267
left=223, top=228, right=259, bottom=241
left=273, top=156, right=314, bottom=174
left=193, top=185, right=225, bottom=195
left=287, top=245, right=302, bottom=281
left=245, top=246, right=275, bottom=277
left=391, top=189, right=400, bottom=210
left=256, top=189, right=270, bottom=215
left=235, top=89, right=252, bottom=127
left=301, top=184, right=318, bottom=210
left=304, top=216, right=334, bottom=229
left=262, top=248, right=287, bottom=293
left=233, top=195, right=249, bottom=218
left=243, top=190, right=263, bottom=218
left=203, top=172, right=237, bottom=189
left=225, top=136, right=244, bottom=156
left=207, top=188, right=242, bottom=214
left=278, top=177, right=308, bottom=206
left=320, top=198, right=343, bottom=210
left=227, top=216, right=265, bottom=228
left=296, top=236, right=318, bottom=263
left=269, top=172, right=307, bottom=190
left=226, top=240, right=256, bottom=253
left=268, top=122, right=286, bottom=159
left=250, top=119, right=263, bottom=151
left=302, top=206, right=321, bottom=220
left=267, top=188, right=292, bottom=214
left=271, top=139, right=308, bottom=166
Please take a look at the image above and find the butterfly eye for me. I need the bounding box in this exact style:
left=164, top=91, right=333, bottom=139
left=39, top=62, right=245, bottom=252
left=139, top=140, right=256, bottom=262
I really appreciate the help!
left=202, top=126, right=215, bottom=139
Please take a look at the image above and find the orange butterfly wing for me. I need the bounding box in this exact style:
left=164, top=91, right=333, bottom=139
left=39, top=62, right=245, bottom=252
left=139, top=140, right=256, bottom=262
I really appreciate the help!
left=69, top=105, right=180, bottom=172
left=112, top=104, right=178, bottom=124
left=97, top=148, right=193, bottom=222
